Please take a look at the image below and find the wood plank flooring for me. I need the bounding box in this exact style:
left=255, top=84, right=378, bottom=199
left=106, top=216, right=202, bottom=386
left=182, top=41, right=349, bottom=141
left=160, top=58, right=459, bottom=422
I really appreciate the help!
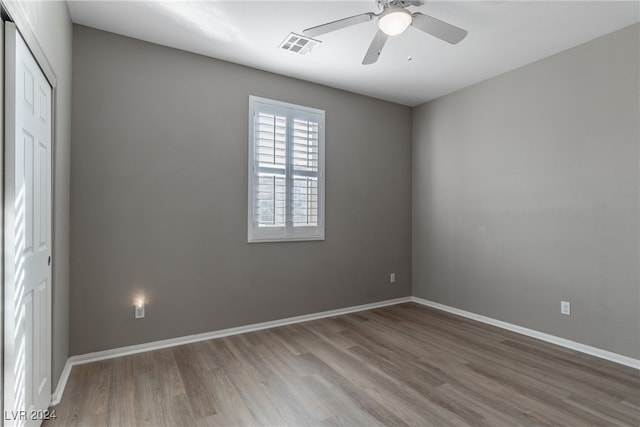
left=45, top=303, right=640, bottom=426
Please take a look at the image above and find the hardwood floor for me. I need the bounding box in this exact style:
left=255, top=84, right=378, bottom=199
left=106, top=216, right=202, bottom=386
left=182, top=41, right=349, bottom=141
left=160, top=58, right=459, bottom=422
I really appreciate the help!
left=45, top=303, right=639, bottom=426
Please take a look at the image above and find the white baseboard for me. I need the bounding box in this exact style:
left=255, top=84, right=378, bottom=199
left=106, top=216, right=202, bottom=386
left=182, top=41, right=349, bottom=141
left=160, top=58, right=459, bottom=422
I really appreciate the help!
left=50, top=358, right=73, bottom=406
left=49, top=296, right=412, bottom=406
left=411, top=296, right=640, bottom=370
left=51, top=294, right=639, bottom=406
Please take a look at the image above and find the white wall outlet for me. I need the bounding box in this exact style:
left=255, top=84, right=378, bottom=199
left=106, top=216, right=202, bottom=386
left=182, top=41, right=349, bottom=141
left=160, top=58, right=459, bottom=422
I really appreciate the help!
left=135, top=303, right=145, bottom=319
left=390, top=273, right=396, bottom=284
left=561, top=301, right=570, bottom=316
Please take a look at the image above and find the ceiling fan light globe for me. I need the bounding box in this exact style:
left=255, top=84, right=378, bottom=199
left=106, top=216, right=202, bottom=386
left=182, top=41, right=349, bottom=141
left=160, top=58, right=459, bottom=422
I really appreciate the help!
left=378, top=8, right=412, bottom=36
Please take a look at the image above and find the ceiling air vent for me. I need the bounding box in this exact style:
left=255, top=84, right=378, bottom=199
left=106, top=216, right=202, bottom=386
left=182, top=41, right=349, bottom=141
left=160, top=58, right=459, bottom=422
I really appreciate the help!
left=279, top=33, right=320, bottom=55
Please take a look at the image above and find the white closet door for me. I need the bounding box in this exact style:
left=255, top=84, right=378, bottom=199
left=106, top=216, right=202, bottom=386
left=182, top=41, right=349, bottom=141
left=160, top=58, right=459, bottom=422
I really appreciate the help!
left=4, top=22, right=53, bottom=427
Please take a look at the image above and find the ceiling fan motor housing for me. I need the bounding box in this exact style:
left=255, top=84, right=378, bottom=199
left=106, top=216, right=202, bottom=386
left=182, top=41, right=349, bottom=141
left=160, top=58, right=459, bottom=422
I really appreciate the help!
left=377, top=0, right=425, bottom=11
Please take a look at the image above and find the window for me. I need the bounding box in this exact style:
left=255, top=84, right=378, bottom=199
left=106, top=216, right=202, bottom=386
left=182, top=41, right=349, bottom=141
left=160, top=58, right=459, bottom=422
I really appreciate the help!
left=248, top=96, right=325, bottom=242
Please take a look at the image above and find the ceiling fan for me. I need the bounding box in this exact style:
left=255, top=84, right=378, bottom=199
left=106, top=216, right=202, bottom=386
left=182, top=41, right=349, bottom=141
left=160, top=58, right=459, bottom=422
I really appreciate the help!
left=303, top=0, right=468, bottom=65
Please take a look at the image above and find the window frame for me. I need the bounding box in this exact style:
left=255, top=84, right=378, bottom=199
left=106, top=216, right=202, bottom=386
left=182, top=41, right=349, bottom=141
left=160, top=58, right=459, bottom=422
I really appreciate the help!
left=248, top=96, right=326, bottom=243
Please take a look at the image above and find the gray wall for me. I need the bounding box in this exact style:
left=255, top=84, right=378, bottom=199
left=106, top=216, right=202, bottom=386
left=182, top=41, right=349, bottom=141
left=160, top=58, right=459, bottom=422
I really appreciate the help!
left=10, top=1, right=73, bottom=385
left=412, top=24, right=639, bottom=358
left=70, top=25, right=412, bottom=355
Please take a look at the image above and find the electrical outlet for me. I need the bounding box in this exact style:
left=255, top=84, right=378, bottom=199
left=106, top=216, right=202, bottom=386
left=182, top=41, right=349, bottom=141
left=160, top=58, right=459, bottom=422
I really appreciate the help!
left=390, top=273, right=396, bottom=284
left=135, top=304, right=145, bottom=319
left=561, top=301, right=570, bottom=316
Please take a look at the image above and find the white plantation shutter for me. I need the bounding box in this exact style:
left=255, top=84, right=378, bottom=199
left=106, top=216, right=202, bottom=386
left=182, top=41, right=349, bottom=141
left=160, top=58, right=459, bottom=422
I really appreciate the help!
left=248, top=96, right=325, bottom=242
left=292, top=117, right=319, bottom=227
left=256, top=112, right=287, bottom=227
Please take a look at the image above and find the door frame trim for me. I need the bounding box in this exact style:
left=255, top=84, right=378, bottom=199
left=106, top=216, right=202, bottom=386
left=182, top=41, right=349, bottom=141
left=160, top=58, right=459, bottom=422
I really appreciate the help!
left=1, top=2, right=58, bottom=422
left=0, top=1, right=57, bottom=89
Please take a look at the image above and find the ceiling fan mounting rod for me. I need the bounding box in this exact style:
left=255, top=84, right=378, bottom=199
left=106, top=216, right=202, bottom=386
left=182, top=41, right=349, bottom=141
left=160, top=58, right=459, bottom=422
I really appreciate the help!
left=376, top=0, right=424, bottom=11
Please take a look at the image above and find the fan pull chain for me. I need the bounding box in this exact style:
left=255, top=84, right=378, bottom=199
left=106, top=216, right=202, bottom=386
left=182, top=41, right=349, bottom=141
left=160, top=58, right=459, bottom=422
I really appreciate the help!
left=407, top=26, right=413, bottom=61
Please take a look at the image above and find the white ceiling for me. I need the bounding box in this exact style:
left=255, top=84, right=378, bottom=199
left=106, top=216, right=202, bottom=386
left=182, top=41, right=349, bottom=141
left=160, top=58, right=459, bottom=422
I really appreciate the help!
left=67, top=1, right=639, bottom=106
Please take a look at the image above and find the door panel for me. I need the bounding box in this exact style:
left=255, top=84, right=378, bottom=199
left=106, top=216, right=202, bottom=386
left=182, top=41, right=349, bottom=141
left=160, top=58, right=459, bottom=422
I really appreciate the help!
left=22, top=130, right=35, bottom=254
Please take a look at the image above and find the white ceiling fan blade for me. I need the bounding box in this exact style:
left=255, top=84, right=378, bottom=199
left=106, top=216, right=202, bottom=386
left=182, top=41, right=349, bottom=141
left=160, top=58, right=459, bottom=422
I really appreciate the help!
left=362, top=30, right=389, bottom=65
left=304, top=13, right=376, bottom=38
left=411, top=12, right=468, bottom=44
